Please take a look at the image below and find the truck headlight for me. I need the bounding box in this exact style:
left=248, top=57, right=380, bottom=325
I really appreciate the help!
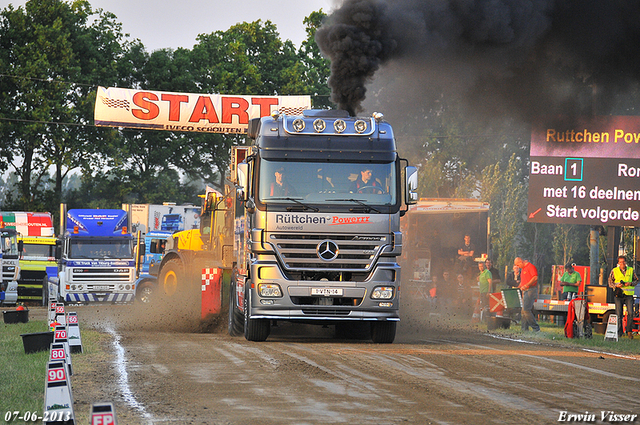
left=258, top=283, right=282, bottom=297
left=371, top=286, right=394, bottom=299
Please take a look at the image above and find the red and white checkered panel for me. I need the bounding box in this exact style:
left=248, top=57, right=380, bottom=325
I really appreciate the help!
left=100, top=96, right=131, bottom=111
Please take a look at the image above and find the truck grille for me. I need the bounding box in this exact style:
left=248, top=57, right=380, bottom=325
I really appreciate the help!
left=2, top=260, right=19, bottom=281
left=269, top=233, right=387, bottom=272
left=2, top=266, right=16, bottom=281
left=70, top=268, right=133, bottom=283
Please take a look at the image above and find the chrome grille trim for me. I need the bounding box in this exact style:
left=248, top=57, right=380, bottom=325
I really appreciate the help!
left=269, top=233, right=387, bottom=272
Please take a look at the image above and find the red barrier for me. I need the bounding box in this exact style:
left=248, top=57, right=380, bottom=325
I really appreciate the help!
left=201, top=268, right=222, bottom=319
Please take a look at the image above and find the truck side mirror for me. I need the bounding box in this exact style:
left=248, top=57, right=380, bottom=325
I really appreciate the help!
left=237, top=162, right=249, bottom=201
left=55, top=240, right=63, bottom=260
left=405, top=166, right=418, bottom=205
left=18, top=240, right=23, bottom=252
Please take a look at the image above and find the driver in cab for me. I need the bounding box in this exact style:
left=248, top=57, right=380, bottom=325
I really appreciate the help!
left=351, top=167, right=382, bottom=194
left=270, top=166, right=296, bottom=197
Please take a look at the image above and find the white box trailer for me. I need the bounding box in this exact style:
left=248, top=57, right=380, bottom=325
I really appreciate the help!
left=400, top=199, right=491, bottom=281
left=123, top=204, right=200, bottom=234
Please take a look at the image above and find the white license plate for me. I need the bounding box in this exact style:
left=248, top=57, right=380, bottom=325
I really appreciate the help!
left=93, top=286, right=110, bottom=291
left=311, top=288, right=343, bottom=296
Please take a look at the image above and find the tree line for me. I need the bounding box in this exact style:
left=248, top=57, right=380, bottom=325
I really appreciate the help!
left=0, top=0, right=330, bottom=211
left=1, top=0, right=632, bottom=281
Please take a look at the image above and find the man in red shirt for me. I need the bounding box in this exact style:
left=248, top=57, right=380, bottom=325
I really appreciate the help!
left=514, top=257, right=540, bottom=332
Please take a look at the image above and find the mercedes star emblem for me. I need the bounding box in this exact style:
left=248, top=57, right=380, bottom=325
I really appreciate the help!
left=317, top=240, right=339, bottom=261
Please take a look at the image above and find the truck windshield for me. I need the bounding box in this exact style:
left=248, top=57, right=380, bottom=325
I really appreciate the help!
left=70, top=239, right=132, bottom=259
left=258, top=160, right=396, bottom=206
left=21, top=243, right=54, bottom=258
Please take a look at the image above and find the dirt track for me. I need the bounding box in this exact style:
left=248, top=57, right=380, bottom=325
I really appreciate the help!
left=34, top=298, right=640, bottom=425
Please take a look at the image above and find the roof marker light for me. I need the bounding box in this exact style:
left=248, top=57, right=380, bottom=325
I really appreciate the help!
left=313, top=119, right=326, bottom=133
left=292, top=118, right=305, bottom=132
left=354, top=120, right=367, bottom=133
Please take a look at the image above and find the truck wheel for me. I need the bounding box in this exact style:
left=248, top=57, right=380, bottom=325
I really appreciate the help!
left=371, top=321, right=396, bottom=344
left=136, top=281, right=155, bottom=304
left=228, top=281, right=244, bottom=336
left=243, top=285, right=269, bottom=341
left=159, top=258, right=182, bottom=296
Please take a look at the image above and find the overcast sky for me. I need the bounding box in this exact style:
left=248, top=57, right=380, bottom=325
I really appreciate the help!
left=1, top=0, right=336, bottom=51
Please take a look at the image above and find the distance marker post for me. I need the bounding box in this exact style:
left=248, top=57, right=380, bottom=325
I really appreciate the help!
left=66, top=312, right=83, bottom=353
left=43, top=360, right=75, bottom=425
left=90, top=402, right=118, bottom=425
left=54, top=326, right=72, bottom=376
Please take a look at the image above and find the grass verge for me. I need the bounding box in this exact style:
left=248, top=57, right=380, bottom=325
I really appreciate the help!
left=0, top=319, right=109, bottom=421
left=479, top=319, right=639, bottom=355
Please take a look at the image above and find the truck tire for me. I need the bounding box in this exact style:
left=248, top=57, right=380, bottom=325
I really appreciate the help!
left=243, top=285, right=269, bottom=341
left=228, top=280, right=243, bottom=336
left=371, top=321, right=396, bottom=344
left=159, top=258, right=183, bottom=297
left=136, top=280, right=155, bottom=304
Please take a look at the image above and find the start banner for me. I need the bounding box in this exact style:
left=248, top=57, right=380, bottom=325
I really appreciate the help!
left=94, top=86, right=311, bottom=134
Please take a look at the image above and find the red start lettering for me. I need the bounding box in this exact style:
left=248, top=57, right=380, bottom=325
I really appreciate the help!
left=222, top=97, right=250, bottom=124
left=161, top=93, right=189, bottom=121
left=132, top=92, right=160, bottom=120
left=252, top=98, right=279, bottom=117
left=131, top=92, right=279, bottom=123
left=189, top=96, right=220, bottom=123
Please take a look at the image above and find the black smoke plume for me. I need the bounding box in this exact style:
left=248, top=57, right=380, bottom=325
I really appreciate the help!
left=316, top=0, right=640, bottom=120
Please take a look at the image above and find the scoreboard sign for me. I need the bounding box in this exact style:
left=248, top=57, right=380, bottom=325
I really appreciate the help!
left=528, top=116, right=640, bottom=226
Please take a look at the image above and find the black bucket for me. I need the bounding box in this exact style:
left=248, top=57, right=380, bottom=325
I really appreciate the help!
left=20, top=331, right=54, bottom=354
left=3, top=309, right=29, bottom=324
left=487, top=316, right=511, bottom=330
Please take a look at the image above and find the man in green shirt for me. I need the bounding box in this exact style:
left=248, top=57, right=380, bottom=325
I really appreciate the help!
left=477, top=261, right=492, bottom=308
left=560, top=263, right=581, bottom=301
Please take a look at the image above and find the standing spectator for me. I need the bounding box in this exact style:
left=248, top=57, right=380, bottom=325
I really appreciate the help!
left=457, top=234, right=476, bottom=278
left=456, top=273, right=472, bottom=315
left=438, top=270, right=456, bottom=312
left=514, top=257, right=541, bottom=332
left=506, top=264, right=521, bottom=288
left=477, top=261, right=492, bottom=310
left=429, top=274, right=439, bottom=308
left=503, top=264, right=522, bottom=321
left=608, top=255, right=638, bottom=339
left=485, top=258, right=502, bottom=292
left=560, top=263, right=581, bottom=301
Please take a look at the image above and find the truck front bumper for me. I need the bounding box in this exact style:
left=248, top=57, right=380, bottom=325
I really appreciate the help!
left=65, top=292, right=134, bottom=303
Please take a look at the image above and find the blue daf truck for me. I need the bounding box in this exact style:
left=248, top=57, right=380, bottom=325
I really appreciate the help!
left=47, top=209, right=137, bottom=304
